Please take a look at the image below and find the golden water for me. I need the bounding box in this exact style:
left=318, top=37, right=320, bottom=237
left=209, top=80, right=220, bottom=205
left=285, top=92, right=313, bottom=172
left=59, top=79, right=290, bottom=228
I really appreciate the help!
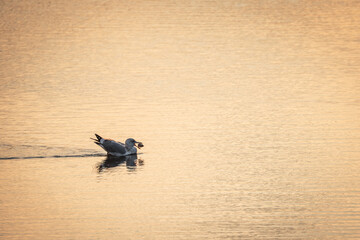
left=0, top=0, right=359, bottom=239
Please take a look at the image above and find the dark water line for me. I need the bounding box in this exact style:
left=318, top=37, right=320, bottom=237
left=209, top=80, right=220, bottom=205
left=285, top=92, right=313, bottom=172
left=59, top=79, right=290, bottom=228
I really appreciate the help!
left=0, top=153, right=106, bottom=160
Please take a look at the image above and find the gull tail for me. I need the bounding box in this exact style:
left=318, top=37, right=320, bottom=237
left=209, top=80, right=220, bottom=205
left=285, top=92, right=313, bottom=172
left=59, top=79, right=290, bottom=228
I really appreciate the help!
left=91, top=133, right=103, bottom=146
left=95, top=134, right=102, bottom=142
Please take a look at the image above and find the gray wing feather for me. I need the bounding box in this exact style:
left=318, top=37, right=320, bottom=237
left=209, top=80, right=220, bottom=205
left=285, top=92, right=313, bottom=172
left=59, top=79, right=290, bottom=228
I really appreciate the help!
left=102, top=140, right=126, bottom=154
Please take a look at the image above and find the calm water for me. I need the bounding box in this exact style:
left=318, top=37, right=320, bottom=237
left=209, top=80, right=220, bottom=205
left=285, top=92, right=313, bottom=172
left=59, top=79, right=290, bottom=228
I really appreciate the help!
left=1, top=0, right=360, bottom=239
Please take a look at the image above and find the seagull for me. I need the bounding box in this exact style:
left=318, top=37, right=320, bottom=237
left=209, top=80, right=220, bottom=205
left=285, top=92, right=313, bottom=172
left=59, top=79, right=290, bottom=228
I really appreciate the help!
left=92, top=134, right=144, bottom=156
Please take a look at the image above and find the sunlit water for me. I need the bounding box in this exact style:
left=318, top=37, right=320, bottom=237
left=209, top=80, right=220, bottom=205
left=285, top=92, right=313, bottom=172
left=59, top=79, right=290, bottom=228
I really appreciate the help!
left=1, top=0, right=360, bottom=239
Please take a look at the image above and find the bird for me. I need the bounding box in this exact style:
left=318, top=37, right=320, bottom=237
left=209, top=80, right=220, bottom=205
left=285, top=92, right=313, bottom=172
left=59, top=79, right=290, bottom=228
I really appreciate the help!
left=92, top=134, right=144, bottom=156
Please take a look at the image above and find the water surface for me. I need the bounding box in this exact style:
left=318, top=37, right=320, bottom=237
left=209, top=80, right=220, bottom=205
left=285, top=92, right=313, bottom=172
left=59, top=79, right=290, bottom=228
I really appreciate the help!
left=1, top=0, right=360, bottom=239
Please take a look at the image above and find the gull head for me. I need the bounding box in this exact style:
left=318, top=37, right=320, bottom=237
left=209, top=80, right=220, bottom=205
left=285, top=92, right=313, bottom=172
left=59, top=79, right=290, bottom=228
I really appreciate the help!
left=125, top=138, right=143, bottom=150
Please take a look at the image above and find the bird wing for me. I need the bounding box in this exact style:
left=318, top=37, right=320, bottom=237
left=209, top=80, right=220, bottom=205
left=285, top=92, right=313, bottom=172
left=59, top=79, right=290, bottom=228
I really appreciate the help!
left=101, top=139, right=126, bottom=154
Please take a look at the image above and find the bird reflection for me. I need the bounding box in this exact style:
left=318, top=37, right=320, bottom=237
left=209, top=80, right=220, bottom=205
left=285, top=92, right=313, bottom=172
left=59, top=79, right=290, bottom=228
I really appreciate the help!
left=96, top=154, right=143, bottom=173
